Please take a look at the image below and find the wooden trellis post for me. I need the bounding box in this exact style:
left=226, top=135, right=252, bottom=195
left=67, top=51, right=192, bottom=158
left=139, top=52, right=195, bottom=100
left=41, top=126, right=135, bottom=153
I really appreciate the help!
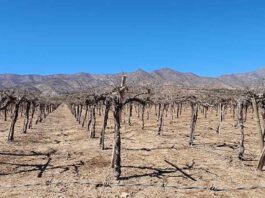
left=158, top=104, right=165, bottom=135
left=216, top=103, right=224, bottom=133
left=28, top=101, right=36, bottom=129
left=100, top=97, right=111, bottom=150
left=237, top=99, right=245, bottom=160
left=111, top=75, right=127, bottom=179
left=82, top=103, right=88, bottom=127
left=252, top=97, right=264, bottom=152
left=22, top=101, right=31, bottom=133
left=89, top=103, right=96, bottom=138
left=189, top=102, right=198, bottom=146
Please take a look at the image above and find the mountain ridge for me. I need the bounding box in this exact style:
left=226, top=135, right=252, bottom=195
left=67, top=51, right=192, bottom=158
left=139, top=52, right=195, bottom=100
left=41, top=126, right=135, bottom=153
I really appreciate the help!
left=1, top=67, right=265, bottom=95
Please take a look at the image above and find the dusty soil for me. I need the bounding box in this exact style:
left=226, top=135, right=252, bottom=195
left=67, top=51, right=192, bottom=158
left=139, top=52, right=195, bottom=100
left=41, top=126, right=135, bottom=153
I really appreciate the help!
left=0, top=104, right=265, bottom=197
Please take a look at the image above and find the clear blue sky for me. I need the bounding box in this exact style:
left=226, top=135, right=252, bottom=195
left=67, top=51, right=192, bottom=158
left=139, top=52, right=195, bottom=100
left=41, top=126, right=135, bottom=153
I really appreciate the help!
left=0, top=0, right=265, bottom=76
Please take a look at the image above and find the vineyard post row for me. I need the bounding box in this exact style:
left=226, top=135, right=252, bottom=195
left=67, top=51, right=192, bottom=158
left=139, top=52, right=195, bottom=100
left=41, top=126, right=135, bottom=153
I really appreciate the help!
left=67, top=76, right=265, bottom=179
left=0, top=91, right=60, bottom=142
left=2, top=80, right=265, bottom=180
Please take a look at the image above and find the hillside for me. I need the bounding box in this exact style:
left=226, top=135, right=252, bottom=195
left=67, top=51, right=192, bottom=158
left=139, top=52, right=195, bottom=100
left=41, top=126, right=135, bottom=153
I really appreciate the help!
left=0, top=67, right=265, bottom=95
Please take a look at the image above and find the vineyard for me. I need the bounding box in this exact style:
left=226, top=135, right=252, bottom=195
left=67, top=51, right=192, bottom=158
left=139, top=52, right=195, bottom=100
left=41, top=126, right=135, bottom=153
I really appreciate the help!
left=1, top=76, right=265, bottom=197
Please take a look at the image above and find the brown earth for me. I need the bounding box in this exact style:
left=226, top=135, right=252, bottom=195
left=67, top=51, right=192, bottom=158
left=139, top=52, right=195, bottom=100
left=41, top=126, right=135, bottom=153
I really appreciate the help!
left=0, top=104, right=265, bottom=197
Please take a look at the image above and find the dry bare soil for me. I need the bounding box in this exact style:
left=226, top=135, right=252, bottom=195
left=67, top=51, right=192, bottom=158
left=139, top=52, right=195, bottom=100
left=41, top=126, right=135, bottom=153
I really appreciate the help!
left=0, top=104, right=265, bottom=197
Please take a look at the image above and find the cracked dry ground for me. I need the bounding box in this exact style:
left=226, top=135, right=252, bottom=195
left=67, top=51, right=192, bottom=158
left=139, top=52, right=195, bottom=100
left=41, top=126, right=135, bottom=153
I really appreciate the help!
left=0, top=104, right=265, bottom=197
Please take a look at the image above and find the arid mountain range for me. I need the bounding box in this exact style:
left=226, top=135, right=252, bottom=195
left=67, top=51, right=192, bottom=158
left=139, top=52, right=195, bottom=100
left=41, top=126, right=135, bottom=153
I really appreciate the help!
left=0, top=67, right=265, bottom=95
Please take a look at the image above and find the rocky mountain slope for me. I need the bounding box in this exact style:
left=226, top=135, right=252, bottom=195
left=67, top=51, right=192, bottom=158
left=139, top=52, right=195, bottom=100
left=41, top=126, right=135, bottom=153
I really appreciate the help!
left=0, top=67, right=264, bottom=95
